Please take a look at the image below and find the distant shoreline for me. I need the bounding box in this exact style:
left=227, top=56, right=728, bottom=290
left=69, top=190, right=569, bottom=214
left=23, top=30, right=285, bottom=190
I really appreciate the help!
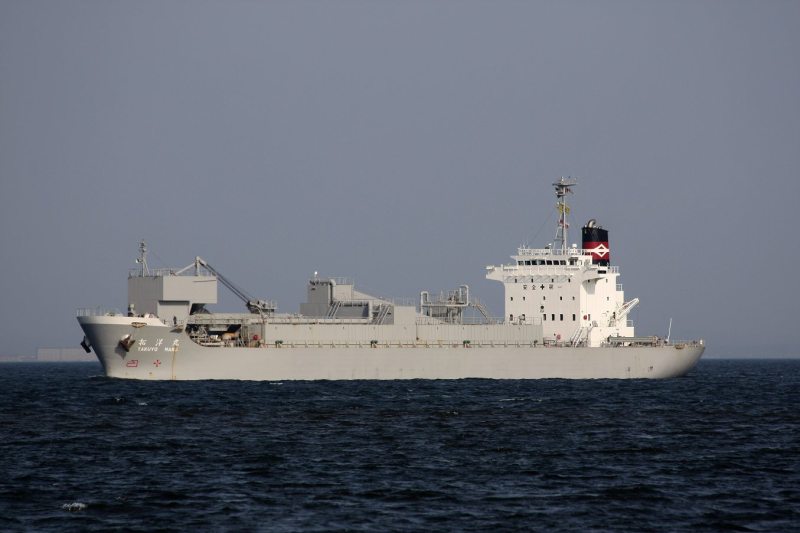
left=0, top=348, right=97, bottom=363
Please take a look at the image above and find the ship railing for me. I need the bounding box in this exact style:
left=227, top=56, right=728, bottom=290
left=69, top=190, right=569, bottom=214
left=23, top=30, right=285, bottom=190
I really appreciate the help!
left=504, top=265, right=579, bottom=273
left=345, top=296, right=416, bottom=307
left=416, top=316, right=521, bottom=326
left=604, top=336, right=704, bottom=348
left=188, top=314, right=254, bottom=325
left=129, top=267, right=210, bottom=278
left=498, top=263, right=620, bottom=275
left=667, top=339, right=704, bottom=346
left=325, top=296, right=417, bottom=308
left=516, top=247, right=594, bottom=257
left=268, top=315, right=375, bottom=325
left=76, top=307, right=122, bottom=317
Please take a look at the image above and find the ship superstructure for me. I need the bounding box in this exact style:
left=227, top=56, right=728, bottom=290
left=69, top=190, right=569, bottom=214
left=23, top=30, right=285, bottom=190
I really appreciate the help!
left=486, top=178, right=637, bottom=347
left=77, top=179, right=704, bottom=380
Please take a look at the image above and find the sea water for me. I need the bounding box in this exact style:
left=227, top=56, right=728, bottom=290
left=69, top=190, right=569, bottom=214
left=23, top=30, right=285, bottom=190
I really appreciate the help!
left=1, top=359, right=798, bottom=532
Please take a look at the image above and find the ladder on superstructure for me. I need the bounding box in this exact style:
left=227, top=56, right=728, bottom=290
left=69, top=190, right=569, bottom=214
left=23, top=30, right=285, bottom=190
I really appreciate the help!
left=326, top=301, right=342, bottom=319
left=372, top=304, right=391, bottom=325
left=569, top=324, right=594, bottom=346
left=472, top=300, right=495, bottom=324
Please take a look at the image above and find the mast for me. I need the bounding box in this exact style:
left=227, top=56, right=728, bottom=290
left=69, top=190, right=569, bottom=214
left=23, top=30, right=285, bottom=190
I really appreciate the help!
left=136, top=240, right=150, bottom=276
left=553, top=177, right=577, bottom=252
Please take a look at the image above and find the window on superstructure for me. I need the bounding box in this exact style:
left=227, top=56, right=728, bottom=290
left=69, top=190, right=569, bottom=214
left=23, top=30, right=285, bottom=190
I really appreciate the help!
left=523, top=296, right=526, bottom=301
left=510, top=297, right=514, bottom=301
left=559, top=296, right=562, bottom=301
left=560, top=314, right=564, bottom=321
left=510, top=314, right=514, bottom=321
left=551, top=314, right=555, bottom=321
left=543, top=314, right=546, bottom=321
left=572, top=314, right=576, bottom=321
left=546, top=260, right=553, bottom=265
left=518, top=261, right=523, bottom=265
left=525, top=261, right=531, bottom=265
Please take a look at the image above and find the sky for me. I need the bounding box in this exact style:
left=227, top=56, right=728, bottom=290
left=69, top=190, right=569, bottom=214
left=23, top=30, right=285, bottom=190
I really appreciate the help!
left=1, top=1, right=798, bottom=358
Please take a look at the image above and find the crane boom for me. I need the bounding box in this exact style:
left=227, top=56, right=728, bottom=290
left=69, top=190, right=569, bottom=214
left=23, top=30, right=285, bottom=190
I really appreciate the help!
left=193, top=257, right=276, bottom=315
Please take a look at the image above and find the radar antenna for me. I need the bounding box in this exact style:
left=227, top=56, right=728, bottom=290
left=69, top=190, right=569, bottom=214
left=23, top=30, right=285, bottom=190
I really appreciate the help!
left=553, top=177, right=577, bottom=253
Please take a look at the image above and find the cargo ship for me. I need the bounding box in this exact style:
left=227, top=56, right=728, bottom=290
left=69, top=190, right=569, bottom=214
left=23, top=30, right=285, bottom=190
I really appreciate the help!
left=77, top=178, right=704, bottom=380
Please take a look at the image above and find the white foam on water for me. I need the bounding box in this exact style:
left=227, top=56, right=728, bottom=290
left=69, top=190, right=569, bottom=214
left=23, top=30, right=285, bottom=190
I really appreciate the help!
left=62, top=502, right=87, bottom=512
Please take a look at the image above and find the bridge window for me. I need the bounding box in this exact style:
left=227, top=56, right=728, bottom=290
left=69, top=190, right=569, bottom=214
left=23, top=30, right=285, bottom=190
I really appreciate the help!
left=546, top=260, right=553, bottom=265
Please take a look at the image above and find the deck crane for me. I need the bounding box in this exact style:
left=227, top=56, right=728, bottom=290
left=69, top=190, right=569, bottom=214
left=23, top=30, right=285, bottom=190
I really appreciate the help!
left=178, top=257, right=276, bottom=315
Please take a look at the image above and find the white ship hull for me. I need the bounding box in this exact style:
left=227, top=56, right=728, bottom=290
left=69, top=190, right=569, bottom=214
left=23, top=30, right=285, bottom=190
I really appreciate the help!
left=78, top=180, right=705, bottom=380
left=79, top=316, right=704, bottom=380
